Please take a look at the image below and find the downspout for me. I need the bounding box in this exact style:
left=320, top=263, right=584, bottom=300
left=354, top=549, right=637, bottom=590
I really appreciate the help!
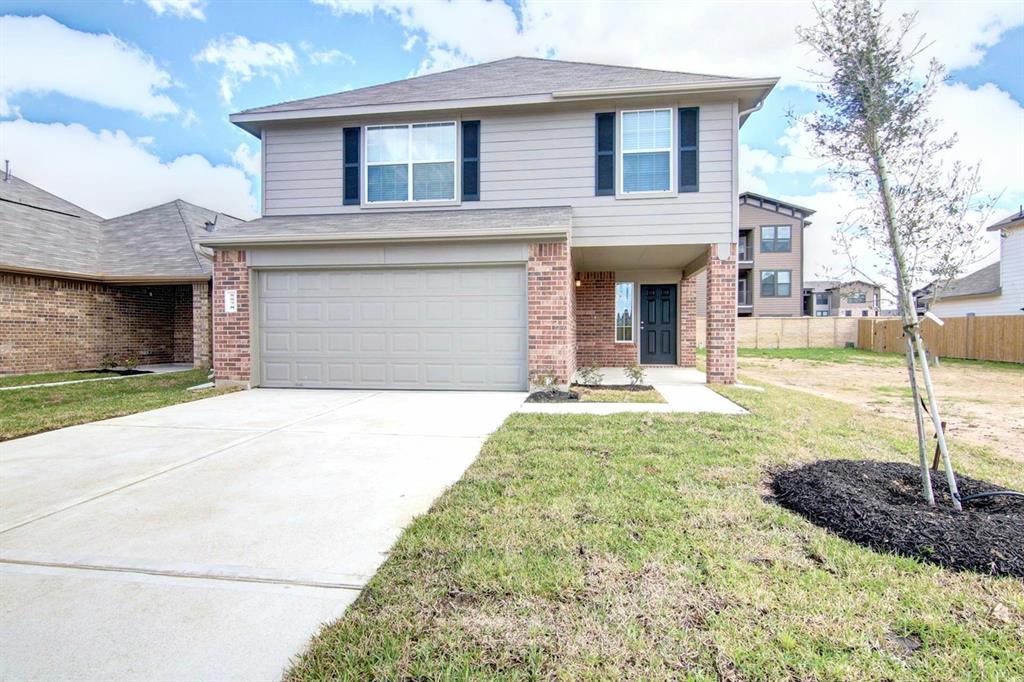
left=739, top=99, right=765, bottom=121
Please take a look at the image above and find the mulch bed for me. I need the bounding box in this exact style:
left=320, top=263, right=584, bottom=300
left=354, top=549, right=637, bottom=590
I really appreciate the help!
left=525, top=390, right=579, bottom=403
left=771, top=460, right=1024, bottom=577
left=77, top=369, right=152, bottom=377
left=575, top=384, right=657, bottom=392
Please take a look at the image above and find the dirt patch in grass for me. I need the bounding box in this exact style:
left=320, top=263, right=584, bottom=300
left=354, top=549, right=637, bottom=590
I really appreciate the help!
left=738, top=352, right=1024, bottom=462
left=771, top=460, right=1024, bottom=577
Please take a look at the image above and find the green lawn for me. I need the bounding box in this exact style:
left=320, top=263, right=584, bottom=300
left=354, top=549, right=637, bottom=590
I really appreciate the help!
left=0, top=369, right=236, bottom=441
left=0, top=370, right=113, bottom=388
left=572, top=385, right=667, bottom=403
left=288, top=381, right=1023, bottom=681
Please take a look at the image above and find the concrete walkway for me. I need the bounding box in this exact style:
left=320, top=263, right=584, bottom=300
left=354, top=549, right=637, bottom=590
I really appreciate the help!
left=0, top=363, right=194, bottom=391
left=0, top=388, right=525, bottom=681
left=518, top=366, right=746, bottom=415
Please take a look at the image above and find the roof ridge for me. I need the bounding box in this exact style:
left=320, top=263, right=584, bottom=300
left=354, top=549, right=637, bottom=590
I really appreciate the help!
left=506, top=55, right=748, bottom=82
left=172, top=199, right=207, bottom=273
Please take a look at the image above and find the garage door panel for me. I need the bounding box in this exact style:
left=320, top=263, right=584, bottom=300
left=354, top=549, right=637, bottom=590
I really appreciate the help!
left=258, top=266, right=527, bottom=390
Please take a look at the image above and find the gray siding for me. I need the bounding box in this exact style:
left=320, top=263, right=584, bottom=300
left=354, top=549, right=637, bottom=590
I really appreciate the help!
left=261, top=100, right=737, bottom=248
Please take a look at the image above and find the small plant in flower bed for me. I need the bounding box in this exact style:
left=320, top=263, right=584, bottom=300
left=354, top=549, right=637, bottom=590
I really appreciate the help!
left=624, top=363, right=646, bottom=389
left=576, top=364, right=604, bottom=387
left=526, top=369, right=578, bottom=403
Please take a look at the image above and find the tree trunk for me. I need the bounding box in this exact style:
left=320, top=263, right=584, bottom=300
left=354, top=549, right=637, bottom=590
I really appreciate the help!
left=869, top=133, right=961, bottom=511
left=905, top=338, right=935, bottom=505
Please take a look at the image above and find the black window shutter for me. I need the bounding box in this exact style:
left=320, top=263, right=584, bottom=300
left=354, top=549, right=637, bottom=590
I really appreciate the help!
left=342, top=127, right=360, bottom=205
left=462, top=120, right=480, bottom=202
left=595, top=112, right=615, bottom=196
left=678, top=107, right=699, bottom=193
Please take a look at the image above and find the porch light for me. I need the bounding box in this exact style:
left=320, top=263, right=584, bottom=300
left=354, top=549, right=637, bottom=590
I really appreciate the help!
left=575, top=277, right=581, bottom=287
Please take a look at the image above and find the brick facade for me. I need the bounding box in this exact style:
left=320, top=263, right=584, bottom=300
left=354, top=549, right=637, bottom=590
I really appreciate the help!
left=527, top=242, right=576, bottom=385
left=212, top=250, right=251, bottom=385
left=678, top=274, right=697, bottom=367
left=705, top=244, right=737, bottom=384
left=0, top=272, right=203, bottom=374
left=575, top=271, right=637, bottom=367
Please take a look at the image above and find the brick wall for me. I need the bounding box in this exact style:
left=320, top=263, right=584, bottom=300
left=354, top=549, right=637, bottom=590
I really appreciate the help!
left=575, top=271, right=637, bottom=367
left=172, top=285, right=193, bottom=363
left=0, top=272, right=199, bottom=374
left=527, top=242, right=575, bottom=385
left=679, top=274, right=697, bottom=367
left=192, top=281, right=211, bottom=368
left=212, top=250, right=251, bottom=385
left=705, top=244, right=737, bottom=384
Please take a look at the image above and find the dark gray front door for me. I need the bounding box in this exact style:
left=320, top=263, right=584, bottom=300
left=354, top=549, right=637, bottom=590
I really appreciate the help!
left=640, top=284, right=677, bottom=365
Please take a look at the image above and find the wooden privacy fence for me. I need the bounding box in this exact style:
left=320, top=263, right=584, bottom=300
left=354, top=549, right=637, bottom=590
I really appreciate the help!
left=696, top=316, right=862, bottom=349
left=858, top=315, right=1024, bottom=363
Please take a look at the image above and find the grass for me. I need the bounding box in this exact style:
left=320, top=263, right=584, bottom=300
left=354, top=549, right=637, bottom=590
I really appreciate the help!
left=0, top=369, right=236, bottom=441
left=287, top=382, right=1023, bottom=680
left=0, top=370, right=113, bottom=388
left=572, top=385, right=667, bottom=403
left=736, top=346, right=1023, bottom=372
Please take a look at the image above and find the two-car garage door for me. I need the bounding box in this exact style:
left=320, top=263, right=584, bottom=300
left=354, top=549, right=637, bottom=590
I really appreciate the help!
left=256, top=266, right=527, bottom=390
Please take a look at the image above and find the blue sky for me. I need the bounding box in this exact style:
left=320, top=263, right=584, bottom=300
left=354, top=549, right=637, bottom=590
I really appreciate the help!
left=1, top=0, right=1021, bottom=281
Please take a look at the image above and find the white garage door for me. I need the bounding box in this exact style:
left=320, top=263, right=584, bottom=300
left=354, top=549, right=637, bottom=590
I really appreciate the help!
left=256, top=266, right=527, bottom=390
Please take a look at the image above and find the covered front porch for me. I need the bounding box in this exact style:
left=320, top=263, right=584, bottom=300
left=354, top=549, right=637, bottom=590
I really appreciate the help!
left=572, top=242, right=737, bottom=384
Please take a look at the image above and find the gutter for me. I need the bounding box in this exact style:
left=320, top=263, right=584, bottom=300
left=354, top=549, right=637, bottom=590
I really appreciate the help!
left=198, top=225, right=569, bottom=249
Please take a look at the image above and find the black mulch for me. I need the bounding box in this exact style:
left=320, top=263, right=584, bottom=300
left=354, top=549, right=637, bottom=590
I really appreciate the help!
left=771, top=460, right=1024, bottom=577
left=525, top=390, right=579, bottom=403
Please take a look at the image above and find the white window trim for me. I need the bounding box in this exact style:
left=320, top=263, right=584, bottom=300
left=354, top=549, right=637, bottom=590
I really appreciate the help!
left=616, top=108, right=676, bottom=199
left=362, top=121, right=461, bottom=207
left=615, top=281, right=635, bottom=343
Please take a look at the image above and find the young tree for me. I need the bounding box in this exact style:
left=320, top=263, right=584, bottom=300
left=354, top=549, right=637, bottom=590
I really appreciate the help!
left=796, top=0, right=996, bottom=509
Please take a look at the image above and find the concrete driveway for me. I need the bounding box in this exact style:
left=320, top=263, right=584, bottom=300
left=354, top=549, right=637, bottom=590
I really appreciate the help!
left=0, top=388, right=525, bottom=681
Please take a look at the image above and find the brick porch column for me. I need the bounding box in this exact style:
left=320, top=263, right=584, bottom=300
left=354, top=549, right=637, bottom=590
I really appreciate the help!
left=705, top=243, right=737, bottom=384
left=191, top=281, right=211, bottom=368
left=527, top=242, right=575, bottom=387
left=212, top=250, right=251, bottom=386
left=678, top=273, right=697, bottom=367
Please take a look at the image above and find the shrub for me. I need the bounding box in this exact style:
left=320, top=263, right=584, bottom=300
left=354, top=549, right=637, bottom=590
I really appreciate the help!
left=624, top=363, right=646, bottom=389
left=121, top=354, right=140, bottom=370
left=529, top=368, right=559, bottom=393
left=576, top=363, right=604, bottom=386
left=100, top=354, right=117, bottom=370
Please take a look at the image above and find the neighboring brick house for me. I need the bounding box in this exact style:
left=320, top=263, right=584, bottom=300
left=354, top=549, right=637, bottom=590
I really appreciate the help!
left=0, top=173, right=241, bottom=374
left=200, top=57, right=779, bottom=389
left=804, top=279, right=882, bottom=317
left=696, top=193, right=814, bottom=317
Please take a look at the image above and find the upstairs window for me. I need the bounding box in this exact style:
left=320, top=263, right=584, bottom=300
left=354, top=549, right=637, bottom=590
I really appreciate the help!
left=815, top=293, right=830, bottom=306
left=365, top=122, right=456, bottom=203
left=620, top=109, right=671, bottom=193
left=760, top=225, right=792, bottom=252
left=848, top=291, right=867, bottom=304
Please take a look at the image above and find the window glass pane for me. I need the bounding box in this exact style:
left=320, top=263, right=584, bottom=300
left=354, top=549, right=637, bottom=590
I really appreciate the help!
left=367, top=164, right=408, bottom=202
left=411, top=123, right=455, bottom=161
left=615, top=282, right=633, bottom=342
left=777, top=225, right=791, bottom=239
left=412, top=161, right=455, bottom=200
left=366, top=126, right=408, bottom=163
left=622, top=151, right=669, bottom=192
left=778, top=271, right=791, bottom=284
left=622, top=110, right=670, bottom=151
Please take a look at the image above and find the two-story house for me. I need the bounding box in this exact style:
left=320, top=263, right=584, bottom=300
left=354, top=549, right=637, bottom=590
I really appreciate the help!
left=696, top=192, right=814, bottom=317
left=200, top=57, right=777, bottom=390
left=804, top=280, right=882, bottom=317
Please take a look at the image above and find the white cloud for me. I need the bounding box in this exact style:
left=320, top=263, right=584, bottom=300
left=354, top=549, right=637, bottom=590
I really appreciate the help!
left=232, top=141, right=260, bottom=177
left=181, top=108, right=199, bottom=128
left=311, top=0, right=1023, bottom=85
left=193, top=35, right=297, bottom=104
left=299, top=41, right=355, bottom=66
left=738, top=144, right=777, bottom=194
left=0, top=15, right=178, bottom=117
left=143, top=0, right=206, bottom=21
left=0, top=119, right=257, bottom=219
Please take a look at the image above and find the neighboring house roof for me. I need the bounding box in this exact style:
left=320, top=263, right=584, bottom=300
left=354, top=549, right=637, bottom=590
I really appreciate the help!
left=739, top=192, right=816, bottom=223
left=925, top=262, right=1001, bottom=301
left=804, top=280, right=839, bottom=291
left=199, top=206, right=572, bottom=248
left=986, top=207, right=1023, bottom=232
left=231, top=56, right=778, bottom=135
left=0, top=174, right=241, bottom=282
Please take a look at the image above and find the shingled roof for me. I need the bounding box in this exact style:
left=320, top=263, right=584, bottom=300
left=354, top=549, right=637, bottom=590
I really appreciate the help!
left=0, top=174, right=241, bottom=281
left=238, top=56, right=749, bottom=116
left=932, top=262, right=1001, bottom=300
